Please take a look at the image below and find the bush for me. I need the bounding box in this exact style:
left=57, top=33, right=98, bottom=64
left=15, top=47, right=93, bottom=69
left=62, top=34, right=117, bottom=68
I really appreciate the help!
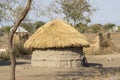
left=89, top=24, right=101, bottom=33
left=14, top=39, right=32, bottom=58
left=75, top=24, right=88, bottom=33
left=1, top=26, right=11, bottom=34
left=0, top=51, right=10, bottom=61
left=85, top=47, right=116, bottom=55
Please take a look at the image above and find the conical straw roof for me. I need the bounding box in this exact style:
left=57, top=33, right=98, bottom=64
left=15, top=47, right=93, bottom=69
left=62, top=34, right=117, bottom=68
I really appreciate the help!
left=24, top=19, right=90, bottom=49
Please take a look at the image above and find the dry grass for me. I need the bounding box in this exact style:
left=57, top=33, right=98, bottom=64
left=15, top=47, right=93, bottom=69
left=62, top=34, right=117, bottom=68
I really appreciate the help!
left=0, top=34, right=8, bottom=48
left=0, top=33, right=120, bottom=80
left=1, top=32, right=120, bottom=55
left=84, top=33, right=120, bottom=55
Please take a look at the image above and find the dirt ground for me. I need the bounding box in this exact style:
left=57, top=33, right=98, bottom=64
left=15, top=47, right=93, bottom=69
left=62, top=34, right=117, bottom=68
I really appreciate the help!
left=0, top=53, right=120, bottom=80
left=0, top=33, right=120, bottom=80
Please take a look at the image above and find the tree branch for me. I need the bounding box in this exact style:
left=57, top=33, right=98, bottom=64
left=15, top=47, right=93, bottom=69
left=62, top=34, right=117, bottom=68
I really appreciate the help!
left=8, top=0, right=32, bottom=80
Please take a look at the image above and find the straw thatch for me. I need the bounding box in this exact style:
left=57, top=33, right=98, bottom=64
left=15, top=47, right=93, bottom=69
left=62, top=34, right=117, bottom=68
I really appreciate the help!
left=24, top=19, right=90, bottom=49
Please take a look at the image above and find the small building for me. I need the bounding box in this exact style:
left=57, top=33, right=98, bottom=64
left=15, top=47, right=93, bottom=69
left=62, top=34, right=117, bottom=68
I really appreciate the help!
left=10, top=26, right=29, bottom=44
left=24, top=19, right=90, bottom=68
left=109, top=26, right=119, bottom=33
left=112, top=26, right=118, bottom=32
left=10, top=26, right=29, bottom=36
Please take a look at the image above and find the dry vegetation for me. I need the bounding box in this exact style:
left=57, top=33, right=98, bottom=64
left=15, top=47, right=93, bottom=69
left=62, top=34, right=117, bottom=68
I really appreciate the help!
left=0, top=33, right=120, bottom=80
left=0, top=34, right=8, bottom=49
left=0, top=59, right=120, bottom=80
left=84, top=33, right=120, bottom=55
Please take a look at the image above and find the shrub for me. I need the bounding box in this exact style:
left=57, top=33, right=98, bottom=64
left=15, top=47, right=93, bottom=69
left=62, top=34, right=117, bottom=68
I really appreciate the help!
left=75, top=24, right=88, bottom=33
left=0, top=51, right=10, bottom=61
left=14, top=39, right=32, bottom=58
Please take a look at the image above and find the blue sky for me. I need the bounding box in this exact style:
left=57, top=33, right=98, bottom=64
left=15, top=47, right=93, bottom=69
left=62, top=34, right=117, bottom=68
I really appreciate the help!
left=39, top=0, right=120, bottom=25
left=90, top=0, right=120, bottom=25
left=1, top=0, right=120, bottom=27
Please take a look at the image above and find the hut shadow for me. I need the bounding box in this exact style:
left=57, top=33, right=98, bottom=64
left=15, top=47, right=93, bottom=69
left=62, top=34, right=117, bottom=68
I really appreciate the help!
left=0, top=61, right=30, bottom=66
left=88, top=63, right=103, bottom=68
left=0, top=61, right=10, bottom=66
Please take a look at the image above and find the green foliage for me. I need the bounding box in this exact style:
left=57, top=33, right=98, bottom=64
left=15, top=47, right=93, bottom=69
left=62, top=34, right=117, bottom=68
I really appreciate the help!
left=89, top=24, right=101, bottom=33
left=21, top=21, right=46, bottom=33
left=0, top=40, right=4, bottom=44
left=103, top=23, right=115, bottom=31
left=59, top=0, right=95, bottom=25
left=33, top=21, right=45, bottom=30
left=75, top=23, right=102, bottom=33
left=14, top=39, right=32, bottom=58
left=0, top=51, right=10, bottom=61
left=74, top=23, right=119, bottom=33
left=20, top=22, right=34, bottom=33
left=0, top=2, right=5, bottom=21
left=0, top=0, right=29, bottom=21
left=47, top=0, right=95, bottom=25
left=0, top=10, right=3, bottom=20
left=75, top=23, right=88, bottom=33
left=62, top=0, right=94, bottom=25
left=1, top=26, right=11, bottom=34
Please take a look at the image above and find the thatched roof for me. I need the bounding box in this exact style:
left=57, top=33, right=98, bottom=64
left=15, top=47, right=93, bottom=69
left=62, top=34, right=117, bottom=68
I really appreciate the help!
left=24, top=19, right=90, bottom=49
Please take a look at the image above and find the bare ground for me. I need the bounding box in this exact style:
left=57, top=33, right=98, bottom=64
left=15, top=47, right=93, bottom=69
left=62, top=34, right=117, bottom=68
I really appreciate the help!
left=0, top=53, right=120, bottom=80
left=1, top=33, right=120, bottom=80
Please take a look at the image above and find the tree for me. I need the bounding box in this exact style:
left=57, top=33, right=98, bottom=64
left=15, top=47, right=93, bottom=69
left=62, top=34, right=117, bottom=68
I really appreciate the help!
left=75, top=23, right=88, bottom=33
left=118, top=26, right=120, bottom=32
left=0, top=0, right=45, bottom=28
left=20, top=22, right=34, bottom=33
left=46, top=0, right=95, bottom=26
left=33, top=21, right=45, bottom=30
left=103, top=23, right=115, bottom=31
left=8, top=0, right=32, bottom=80
left=1, top=26, right=11, bottom=34
left=0, top=0, right=32, bottom=22
left=89, top=24, right=101, bottom=33
left=0, top=2, right=6, bottom=22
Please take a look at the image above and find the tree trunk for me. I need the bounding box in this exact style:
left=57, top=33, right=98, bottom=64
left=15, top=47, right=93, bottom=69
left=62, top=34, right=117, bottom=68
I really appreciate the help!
left=99, top=33, right=103, bottom=49
left=8, top=0, right=32, bottom=80
left=8, top=33, right=16, bottom=80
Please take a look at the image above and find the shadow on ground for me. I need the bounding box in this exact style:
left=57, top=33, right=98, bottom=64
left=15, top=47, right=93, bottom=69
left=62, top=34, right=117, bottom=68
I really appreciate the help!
left=0, top=61, right=30, bottom=66
left=31, top=67, right=120, bottom=80
left=88, top=63, right=103, bottom=67
left=30, top=63, right=120, bottom=80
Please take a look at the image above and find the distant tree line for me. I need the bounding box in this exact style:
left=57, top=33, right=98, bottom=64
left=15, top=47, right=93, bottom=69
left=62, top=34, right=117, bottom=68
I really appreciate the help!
left=1, top=22, right=120, bottom=34
left=75, top=23, right=120, bottom=33
left=0, top=21, right=45, bottom=34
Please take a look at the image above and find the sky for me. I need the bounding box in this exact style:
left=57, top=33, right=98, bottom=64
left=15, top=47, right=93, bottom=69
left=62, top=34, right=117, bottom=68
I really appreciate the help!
left=1, top=0, right=120, bottom=27
left=38, top=0, right=120, bottom=26
left=90, top=0, right=120, bottom=25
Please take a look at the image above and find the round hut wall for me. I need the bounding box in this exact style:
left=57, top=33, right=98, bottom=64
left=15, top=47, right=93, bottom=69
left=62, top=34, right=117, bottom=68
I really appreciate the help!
left=31, top=47, right=84, bottom=68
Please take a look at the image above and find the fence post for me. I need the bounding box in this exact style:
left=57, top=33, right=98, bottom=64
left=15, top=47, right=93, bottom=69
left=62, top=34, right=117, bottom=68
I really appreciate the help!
left=107, top=33, right=111, bottom=40
left=107, top=33, right=111, bottom=46
left=99, top=33, right=103, bottom=49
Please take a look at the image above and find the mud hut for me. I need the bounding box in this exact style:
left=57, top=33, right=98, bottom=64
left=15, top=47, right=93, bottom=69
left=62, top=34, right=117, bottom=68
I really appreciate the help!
left=24, top=19, right=90, bottom=68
